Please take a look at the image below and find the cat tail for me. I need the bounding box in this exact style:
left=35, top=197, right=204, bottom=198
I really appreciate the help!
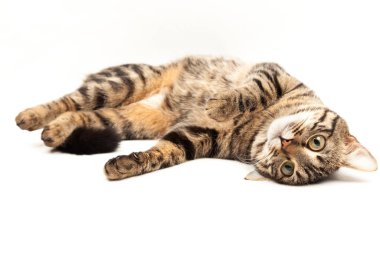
left=56, top=127, right=121, bottom=155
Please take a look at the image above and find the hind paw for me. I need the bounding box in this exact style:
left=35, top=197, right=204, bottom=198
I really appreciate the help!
left=16, top=108, right=46, bottom=131
left=42, top=123, right=75, bottom=147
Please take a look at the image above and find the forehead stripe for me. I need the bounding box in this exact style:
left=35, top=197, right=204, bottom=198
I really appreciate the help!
left=310, top=109, right=330, bottom=131
left=328, top=115, right=340, bottom=137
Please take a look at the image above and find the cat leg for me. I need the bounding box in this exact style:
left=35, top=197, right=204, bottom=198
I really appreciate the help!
left=16, top=62, right=182, bottom=131
left=104, top=126, right=222, bottom=180
left=41, top=103, right=175, bottom=150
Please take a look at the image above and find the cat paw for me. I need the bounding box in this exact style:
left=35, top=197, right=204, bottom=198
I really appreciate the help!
left=41, top=123, right=74, bottom=147
left=205, top=93, right=239, bottom=122
left=16, top=109, right=45, bottom=131
left=206, top=92, right=256, bottom=122
left=104, top=152, right=145, bottom=180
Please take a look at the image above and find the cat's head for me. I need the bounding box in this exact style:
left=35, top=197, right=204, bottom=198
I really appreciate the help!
left=249, top=109, right=377, bottom=185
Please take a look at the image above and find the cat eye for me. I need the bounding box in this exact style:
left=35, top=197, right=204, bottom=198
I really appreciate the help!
left=280, top=161, right=295, bottom=177
left=307, top=135, right=326, bottom=151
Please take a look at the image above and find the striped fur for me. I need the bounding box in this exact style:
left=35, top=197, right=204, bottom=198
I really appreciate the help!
left=16, top=56, right=377, bottom=185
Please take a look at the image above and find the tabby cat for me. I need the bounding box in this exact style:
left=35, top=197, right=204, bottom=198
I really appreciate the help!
left=15, top=56, right=377, bottom=185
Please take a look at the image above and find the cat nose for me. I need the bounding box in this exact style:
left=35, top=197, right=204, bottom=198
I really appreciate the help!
left=280, top=137, right=292, bottom=149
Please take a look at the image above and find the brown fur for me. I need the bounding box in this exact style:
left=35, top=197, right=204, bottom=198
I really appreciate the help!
left=15, top=56, right=377, bottom=185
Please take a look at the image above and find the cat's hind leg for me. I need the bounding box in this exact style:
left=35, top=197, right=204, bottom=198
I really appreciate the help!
left=16, top=62, right=182, bottom=131
left=104, top=125, right=223, bottom=180
left=42, top=103, right=175, bottom=154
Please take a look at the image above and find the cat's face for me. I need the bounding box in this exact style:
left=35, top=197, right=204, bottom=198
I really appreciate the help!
left=252, top=109, right=377, bottom=185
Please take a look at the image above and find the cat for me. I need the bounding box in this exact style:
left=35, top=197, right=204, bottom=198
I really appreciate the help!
left=15, top=56, right=377, bottom=185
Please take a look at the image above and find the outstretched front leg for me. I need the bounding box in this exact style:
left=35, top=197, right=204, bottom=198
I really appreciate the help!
left=105, top=126, right=225, bottom=180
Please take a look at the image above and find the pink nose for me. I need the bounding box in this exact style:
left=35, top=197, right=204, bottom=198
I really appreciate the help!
left=281, top=138, right=292, bottom=149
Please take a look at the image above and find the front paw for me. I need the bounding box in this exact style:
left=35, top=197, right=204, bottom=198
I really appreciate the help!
left=206, top=92, right=256, bottom=122
left=205, top=96, right=236, bottom=122
left=41, top=123, right=74, bottom=147
left=104, top=152, right=145, bottom=180
left=16, top=109, right=45, bottom=131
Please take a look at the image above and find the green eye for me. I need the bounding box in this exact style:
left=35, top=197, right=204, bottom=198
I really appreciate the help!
left=307, top=135, right=326, bottom=151
left=280, top=161, right=295, bottom=177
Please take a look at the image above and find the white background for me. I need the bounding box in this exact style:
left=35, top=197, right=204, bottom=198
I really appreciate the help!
left=1, top=0, right=379, bottom=252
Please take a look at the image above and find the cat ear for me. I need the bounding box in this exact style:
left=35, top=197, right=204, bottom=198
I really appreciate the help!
left=245, top=170, right=269, bottom=181
left=344, top=135, right=377, bottom=172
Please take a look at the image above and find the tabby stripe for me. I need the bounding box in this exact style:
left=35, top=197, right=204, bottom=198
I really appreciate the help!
left=319, top=109, right=330, bottom=122
left=310, top=109, right=329, bottom=131
left=257, top=70, right=282, bottom=98
left=306, top=166, right=319, bottom=180
left=78, top=86, right=90, bottom=100
left=154, top=149, right=165, bottom=163
left=302, top=166, right=313, bottom=181
left=260, top=95, right=267, bottom=107
left=244, top=129, right=261, bottom=160
left=292, top=125, right=304, bottom=135
left=328, top=115, right=340, bottom=137
left=68, top=97, right=81, bottom=110
left=238, top=93, right=244, bottom=112
left=61, top=97, right=70, bottom=111
left=252, top=78, right=266, bottom=94
left=163, top=96, right=173, bottom=110
left=65, top=97, right=76, bottom=110
left=316, top=155, right=325, bottom=163
left=307, top=163, right=324, bottom=177
left=293, top=107, right=326, bottom=114
left=122, top=119, right=137, bottom=140
left=148, top=65, right=161, bottom=75
left=89, top=77, right=104, bottom=84
left=288, top=83, right=305, bottom=92
left=296, top=171, right=304, bottom=182
left=98, top=71, right=112, bottom=77
left=233, top=118, right=253, bottom=136
left=109, top=80, right=123, bottom=92
left=94, top=111, right=113, bottom=127
left=272, top=73, right=283, bottom=98
left=114, top=68, right=127, bottom=76
left=186, top=126, right=220, bottom=157
left=287, top=91, right=314, bottom=101
left=257, top=70, right=274, bottom=83
left=162, top=131, right=195, bottom=160
left=77, top=113, right=87, bottom=125
left=271, top=164, right=277, bottom=178
left=121, top=76, right=135, bottom=98
left=94, top=88, right=107, bottom=109
left=131, top=65, right=146, bottom=85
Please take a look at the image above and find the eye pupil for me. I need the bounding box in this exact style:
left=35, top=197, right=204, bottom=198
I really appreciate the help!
left=281, top=162, right=294, bottom=176
left=307, top=135, right=326, bottom=151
